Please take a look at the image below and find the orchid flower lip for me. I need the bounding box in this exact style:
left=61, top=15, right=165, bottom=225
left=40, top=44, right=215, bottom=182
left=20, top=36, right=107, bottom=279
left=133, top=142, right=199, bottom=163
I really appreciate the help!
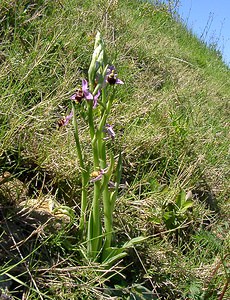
left=89, top=168, right=107, bottom=183
left=70, top=79, right=93, bottom=102
left=106, top=66, right=124, bottom=85
left=58, top=111, right=73, bottom=128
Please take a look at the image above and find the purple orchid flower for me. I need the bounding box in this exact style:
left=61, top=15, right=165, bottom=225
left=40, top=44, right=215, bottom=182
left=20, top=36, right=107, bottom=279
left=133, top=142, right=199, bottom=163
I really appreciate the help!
left=93, top=89, right=101, bottom=108
left=63, top=111, right=73, bottom=126
left=70, top=79, right=93, bottom=103
left=90, top=168, right=107, bottom=183
left=103, top=124, right=115, bottom=140
left=106, top=66, right=124, bottom=85
left=58, top=111, right=73, bottom=128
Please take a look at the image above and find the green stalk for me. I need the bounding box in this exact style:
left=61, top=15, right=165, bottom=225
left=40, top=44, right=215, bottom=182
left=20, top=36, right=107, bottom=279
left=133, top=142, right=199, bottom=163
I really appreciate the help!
left=87, top=100, right=95, bottom=140
left=98, top=88, right=108, bottom=164
left=97, top=88, right=116, bottom=257
left=101, top=155, right=115, bottom=255
left=87, top=180, right=101, bottom=259
left=86, top=99, right=102, bottom=259
left=72, top=102, right=88, bottom=233
left=98, top=88, right=115, bottom=135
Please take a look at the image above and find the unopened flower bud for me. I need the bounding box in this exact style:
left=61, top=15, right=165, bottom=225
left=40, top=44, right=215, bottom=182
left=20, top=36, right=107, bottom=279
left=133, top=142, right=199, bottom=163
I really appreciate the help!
left=185, top=190, right=193, bottom=201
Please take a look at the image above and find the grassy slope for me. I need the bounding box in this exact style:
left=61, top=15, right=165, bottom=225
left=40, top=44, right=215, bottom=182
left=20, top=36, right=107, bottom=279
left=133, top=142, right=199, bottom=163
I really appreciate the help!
left=0, top=0, right=229, bottom=299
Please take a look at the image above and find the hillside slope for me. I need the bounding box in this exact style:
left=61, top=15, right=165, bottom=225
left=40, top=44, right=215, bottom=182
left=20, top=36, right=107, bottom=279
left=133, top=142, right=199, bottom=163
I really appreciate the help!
left=0, top=0, right=229, bottom=299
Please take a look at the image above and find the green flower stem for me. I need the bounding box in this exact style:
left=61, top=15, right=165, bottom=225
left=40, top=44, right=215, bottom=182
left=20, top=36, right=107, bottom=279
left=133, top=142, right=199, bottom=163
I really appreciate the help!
left=87, top=106, right=102, bottom=259
left=87, top=72, right=117, bottom=260
left=72, top=102, right=88, bottom=232
left=98, top=89, right=107, bottom=167
left=102, top=177, right=112, bottom=249
left=97, top=88, right=117, bottom=257
left=98, top=88, right=114, bottom=137
left=101, top=155, right=115, bottom=257
left=87, top=180, right=102, bottom=260
left=87, top=101, right=95, bottom=140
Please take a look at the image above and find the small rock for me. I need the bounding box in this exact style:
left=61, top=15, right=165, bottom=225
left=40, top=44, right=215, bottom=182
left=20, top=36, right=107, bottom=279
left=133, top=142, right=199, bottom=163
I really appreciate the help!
left=0, top=172, right=28, bottom=205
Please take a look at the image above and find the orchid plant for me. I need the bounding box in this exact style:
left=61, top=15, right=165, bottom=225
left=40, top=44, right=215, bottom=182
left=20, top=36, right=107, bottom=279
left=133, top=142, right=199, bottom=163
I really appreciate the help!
left=60, top=32, right=144, bottom=263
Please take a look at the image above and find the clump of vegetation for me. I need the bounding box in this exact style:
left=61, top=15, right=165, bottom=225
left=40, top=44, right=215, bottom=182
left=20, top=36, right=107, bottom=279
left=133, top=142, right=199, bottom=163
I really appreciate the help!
left=0, top=0, right=229, bottom=299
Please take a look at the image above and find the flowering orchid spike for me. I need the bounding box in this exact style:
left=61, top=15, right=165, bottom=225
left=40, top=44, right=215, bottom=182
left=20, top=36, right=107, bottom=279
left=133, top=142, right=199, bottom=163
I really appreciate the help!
left=106, top=66, right=124, bottom=85
left=70, top=79, right=93, bottom=103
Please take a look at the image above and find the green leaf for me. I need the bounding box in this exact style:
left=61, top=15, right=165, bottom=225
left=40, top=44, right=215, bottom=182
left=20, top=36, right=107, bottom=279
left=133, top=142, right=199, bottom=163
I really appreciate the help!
left=180, top=200, right=194, bottom=212
left=163, top=211, right=174, bottom=221
left=102, top=247, right=127, bottom=265
left=176, top=190, right=186, bottom=208
left=130, top=284, right=156, bottom=300
left=150, top=216, right=162, bottom=224
left=103, top=236, right=146, bottom=264
left=122, top=236, right=147, bottom=248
